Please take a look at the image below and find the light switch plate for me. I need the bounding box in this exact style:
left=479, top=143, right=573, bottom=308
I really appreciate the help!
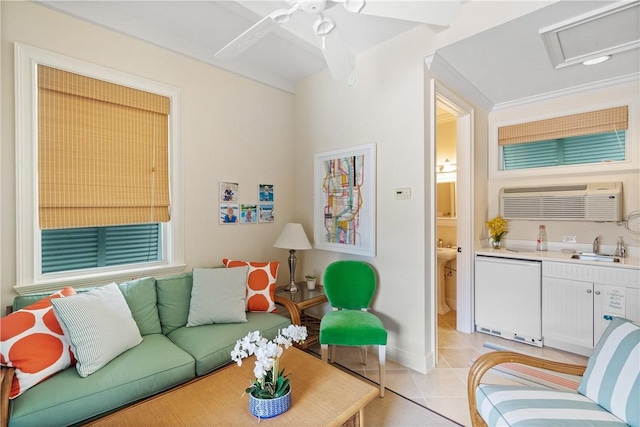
left=562, top=235, right=577, bottom=243
left=395, top=188, right=411, bottom=200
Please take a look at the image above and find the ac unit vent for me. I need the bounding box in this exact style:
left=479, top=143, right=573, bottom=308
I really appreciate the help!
left=500, top=182, right=622, bottom=221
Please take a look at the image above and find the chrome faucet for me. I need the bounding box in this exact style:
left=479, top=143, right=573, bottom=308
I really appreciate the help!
left=593, top=236, right=600, bottom=254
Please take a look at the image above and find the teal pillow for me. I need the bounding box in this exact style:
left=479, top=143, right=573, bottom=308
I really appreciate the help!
left=578, top=317, right=640, bottom=427
left=156, top=273, right=193, bottom=334
left=118, top=277, right=161, bottom=335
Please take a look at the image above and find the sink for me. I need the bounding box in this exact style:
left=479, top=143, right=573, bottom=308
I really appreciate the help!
left=437, top=247, right=457, bottom=261
left=571, top=253, right=621, bottom=263
left=436, top=248, right=457, bottom=315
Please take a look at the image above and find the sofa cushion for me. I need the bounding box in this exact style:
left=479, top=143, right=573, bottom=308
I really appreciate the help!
left=118, top=277, right=161, bottom=335
left=51, top=283, right=143, bottom=377
left=0, top=287, right=76, bottom=398
left=7, top=334, right=195, bottom=427
left=476, top=384, right=629, bottom=426
left=156, top=273, right=193, bottom=335
left=168, top=312, right=291, bottom=376
left=578, top=317, right=640, bottom=427
left=223, top=259, right=279, bottom=312
left=187, top=266, right=249, bottom=326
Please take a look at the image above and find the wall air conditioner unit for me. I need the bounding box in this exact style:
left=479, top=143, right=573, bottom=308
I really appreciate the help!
left=500, top=182, right=622, bottom=221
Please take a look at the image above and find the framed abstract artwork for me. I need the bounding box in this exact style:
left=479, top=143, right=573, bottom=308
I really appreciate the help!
left=313, top=143, right=376, bottom=257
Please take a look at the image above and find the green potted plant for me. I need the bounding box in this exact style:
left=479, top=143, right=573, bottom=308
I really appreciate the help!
left=305, top=274, right=317, bottom=290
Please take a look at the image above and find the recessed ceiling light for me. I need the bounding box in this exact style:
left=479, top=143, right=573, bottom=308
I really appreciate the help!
left=582, top=55, right=611, bottom=66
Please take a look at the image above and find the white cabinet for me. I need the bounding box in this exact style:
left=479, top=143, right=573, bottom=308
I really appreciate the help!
left=542, top=261, right=640, bottom=356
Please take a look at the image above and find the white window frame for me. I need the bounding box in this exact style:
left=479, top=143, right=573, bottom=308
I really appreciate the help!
left=488, top=85, right=639, bottom=180
left=14, top=43, right=185, bottom=294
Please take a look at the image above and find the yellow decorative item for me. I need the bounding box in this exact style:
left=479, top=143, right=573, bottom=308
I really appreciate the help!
left=485, top=216, right=508, bottom=248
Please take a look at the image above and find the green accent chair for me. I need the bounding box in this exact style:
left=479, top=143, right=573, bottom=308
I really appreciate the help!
left=319, top=260, right=387, bottom=397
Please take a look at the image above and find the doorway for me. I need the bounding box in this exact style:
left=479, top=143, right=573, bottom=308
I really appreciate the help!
left=433, top=86, right=474, bottom=361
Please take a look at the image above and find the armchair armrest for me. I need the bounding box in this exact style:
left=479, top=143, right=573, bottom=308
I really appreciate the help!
left=1, top=366, right=15, bottom=427
left=467, top=351, right=587, bottom=427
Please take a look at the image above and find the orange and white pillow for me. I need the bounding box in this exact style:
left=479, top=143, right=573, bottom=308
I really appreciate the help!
left=0, top=287, right=77, bottom=398
left=222, top=259, right=279, bottom=313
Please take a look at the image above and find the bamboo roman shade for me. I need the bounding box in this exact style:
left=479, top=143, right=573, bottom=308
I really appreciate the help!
left=38, top=65, right=170, bottom=229
left=498, top=106, right=628, bottom=146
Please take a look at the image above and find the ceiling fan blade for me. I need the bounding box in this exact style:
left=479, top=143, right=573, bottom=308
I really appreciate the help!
left=315, top=21, right=355, bottom=81
left=357, top=0, right=461, bottom=26
left=215, top=8, right=294, bottom=61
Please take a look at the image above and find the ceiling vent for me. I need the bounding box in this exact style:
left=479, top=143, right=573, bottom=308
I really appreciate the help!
left=500, top=182, right=623, bottom=221
left=540, top=0, right=640, bottom=69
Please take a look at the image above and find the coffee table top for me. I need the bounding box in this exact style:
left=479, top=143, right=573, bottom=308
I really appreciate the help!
left=85, top=347, right=378, bottom=426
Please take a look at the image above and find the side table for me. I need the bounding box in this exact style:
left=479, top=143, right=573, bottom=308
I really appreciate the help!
left=274, top=283, right=328, bottom=349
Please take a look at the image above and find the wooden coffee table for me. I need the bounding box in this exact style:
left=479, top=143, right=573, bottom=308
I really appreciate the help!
left=84, top=347, right=378, bottom=426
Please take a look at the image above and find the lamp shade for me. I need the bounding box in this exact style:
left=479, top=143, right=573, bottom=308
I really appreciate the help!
left=273, top=223, right=312, bottom=250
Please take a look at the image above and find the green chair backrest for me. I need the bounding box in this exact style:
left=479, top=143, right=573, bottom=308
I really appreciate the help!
left=323, top=260, right=375, bottom=310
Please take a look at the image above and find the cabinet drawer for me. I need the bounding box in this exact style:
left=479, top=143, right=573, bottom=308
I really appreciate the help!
left=543, top=261, right=640, bottom=289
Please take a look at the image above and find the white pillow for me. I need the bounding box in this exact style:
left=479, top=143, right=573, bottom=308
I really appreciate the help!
left=187, top=266, right=249, bottom=326
left=51, top=282, right=142, bottom=377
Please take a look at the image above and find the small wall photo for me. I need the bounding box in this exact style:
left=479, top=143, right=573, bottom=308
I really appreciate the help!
left=220, top=181, right=238, bottom=202
left=220, top=203, right=239, bottom=224
left=259, top=184, right=274, bottom=202
left=259, top=204, right=274, bottom=223
left=241, top=204, right=257, bottom=224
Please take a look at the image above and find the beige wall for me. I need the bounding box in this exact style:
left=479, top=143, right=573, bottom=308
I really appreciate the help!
left=0, top=1, right=295, bottom=309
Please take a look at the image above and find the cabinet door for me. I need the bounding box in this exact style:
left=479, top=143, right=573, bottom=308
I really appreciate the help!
left=593, top=285, right=640, bottom=344
left=543, top=277, right=593, bottom=348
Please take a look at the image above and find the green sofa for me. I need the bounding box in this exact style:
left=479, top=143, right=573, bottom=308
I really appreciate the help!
left=1, top=273, right=292, bottom=427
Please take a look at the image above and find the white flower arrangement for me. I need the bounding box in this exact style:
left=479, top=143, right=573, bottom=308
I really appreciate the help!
left=231, top=325, right=307, bottom=399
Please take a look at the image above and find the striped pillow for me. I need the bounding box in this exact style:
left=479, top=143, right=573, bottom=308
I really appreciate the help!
left=51, top=283, right=142, bottom=377
left=578, top=317, right=640, bottom=427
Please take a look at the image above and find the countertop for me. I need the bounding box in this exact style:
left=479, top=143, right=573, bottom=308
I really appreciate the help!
left=475, top=247, right=640, bottom=269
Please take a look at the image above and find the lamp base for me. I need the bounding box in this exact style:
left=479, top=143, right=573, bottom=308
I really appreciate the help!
left=283, top=249, right=298, bottom=293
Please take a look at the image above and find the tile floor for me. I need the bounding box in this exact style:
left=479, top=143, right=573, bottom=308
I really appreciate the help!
left=314, top=310, right=589, bottom=426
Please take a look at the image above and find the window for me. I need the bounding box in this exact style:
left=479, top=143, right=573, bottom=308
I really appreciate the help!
left=42, top=224, right=161, bottom=274
left=15, top=43, right=184, bottom=293
left=502, top=131, right=626, bottom=170
left=498, top=106, right=628, bottom=171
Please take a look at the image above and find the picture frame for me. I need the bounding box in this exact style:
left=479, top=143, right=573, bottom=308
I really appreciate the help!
left=240, top=204, right=258, bottom=224
left=220, top=181, right=238, bottom=202
left=313, top=143, right=376, bottom=257
left=259, top=184, right=274, bottom=202
left=220, top=203, right=239, bottom=224
left=259, top=203, right=275, bottom=223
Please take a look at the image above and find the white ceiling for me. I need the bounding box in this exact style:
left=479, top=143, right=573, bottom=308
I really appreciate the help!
left=37, top=0, right=639, bottom=108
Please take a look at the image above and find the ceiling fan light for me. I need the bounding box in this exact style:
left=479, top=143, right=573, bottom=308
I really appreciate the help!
left=582, top=55, right=611, bottom=66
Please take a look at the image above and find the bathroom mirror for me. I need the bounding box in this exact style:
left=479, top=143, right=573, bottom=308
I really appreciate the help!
left=437, top=181, right=456, bottom=219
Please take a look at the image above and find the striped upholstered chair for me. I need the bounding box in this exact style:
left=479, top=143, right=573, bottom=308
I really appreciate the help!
left=468, top=317, right=639, bottom=427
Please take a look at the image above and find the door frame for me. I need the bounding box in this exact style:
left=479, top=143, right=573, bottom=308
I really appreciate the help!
left=434, top=84, right=475, bottom=344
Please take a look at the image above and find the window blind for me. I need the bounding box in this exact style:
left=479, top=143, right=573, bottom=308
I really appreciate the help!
left=42, top=224, right=161, bottom=274
left=38, top=65, right=171, bottom=230
left=503, top=131, right=626, bottom=170
left=498, top=106, right=628, bottom=146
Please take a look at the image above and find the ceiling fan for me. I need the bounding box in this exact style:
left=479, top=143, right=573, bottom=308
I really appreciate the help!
left=214, top=0, right=462, bottom=85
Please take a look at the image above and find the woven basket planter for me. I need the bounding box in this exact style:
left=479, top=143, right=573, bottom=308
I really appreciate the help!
left=249, top=388, right=291, bottom=419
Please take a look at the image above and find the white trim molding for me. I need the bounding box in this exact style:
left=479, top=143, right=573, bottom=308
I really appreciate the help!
left=14, top=42, right=185, bottom=294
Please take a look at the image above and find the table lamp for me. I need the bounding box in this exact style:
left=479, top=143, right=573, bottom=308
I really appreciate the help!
left=273, top=223, right=312, bottom=292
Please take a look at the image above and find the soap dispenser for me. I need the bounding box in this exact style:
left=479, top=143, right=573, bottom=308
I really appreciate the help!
left=615, top=236, right=627, bottom=258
